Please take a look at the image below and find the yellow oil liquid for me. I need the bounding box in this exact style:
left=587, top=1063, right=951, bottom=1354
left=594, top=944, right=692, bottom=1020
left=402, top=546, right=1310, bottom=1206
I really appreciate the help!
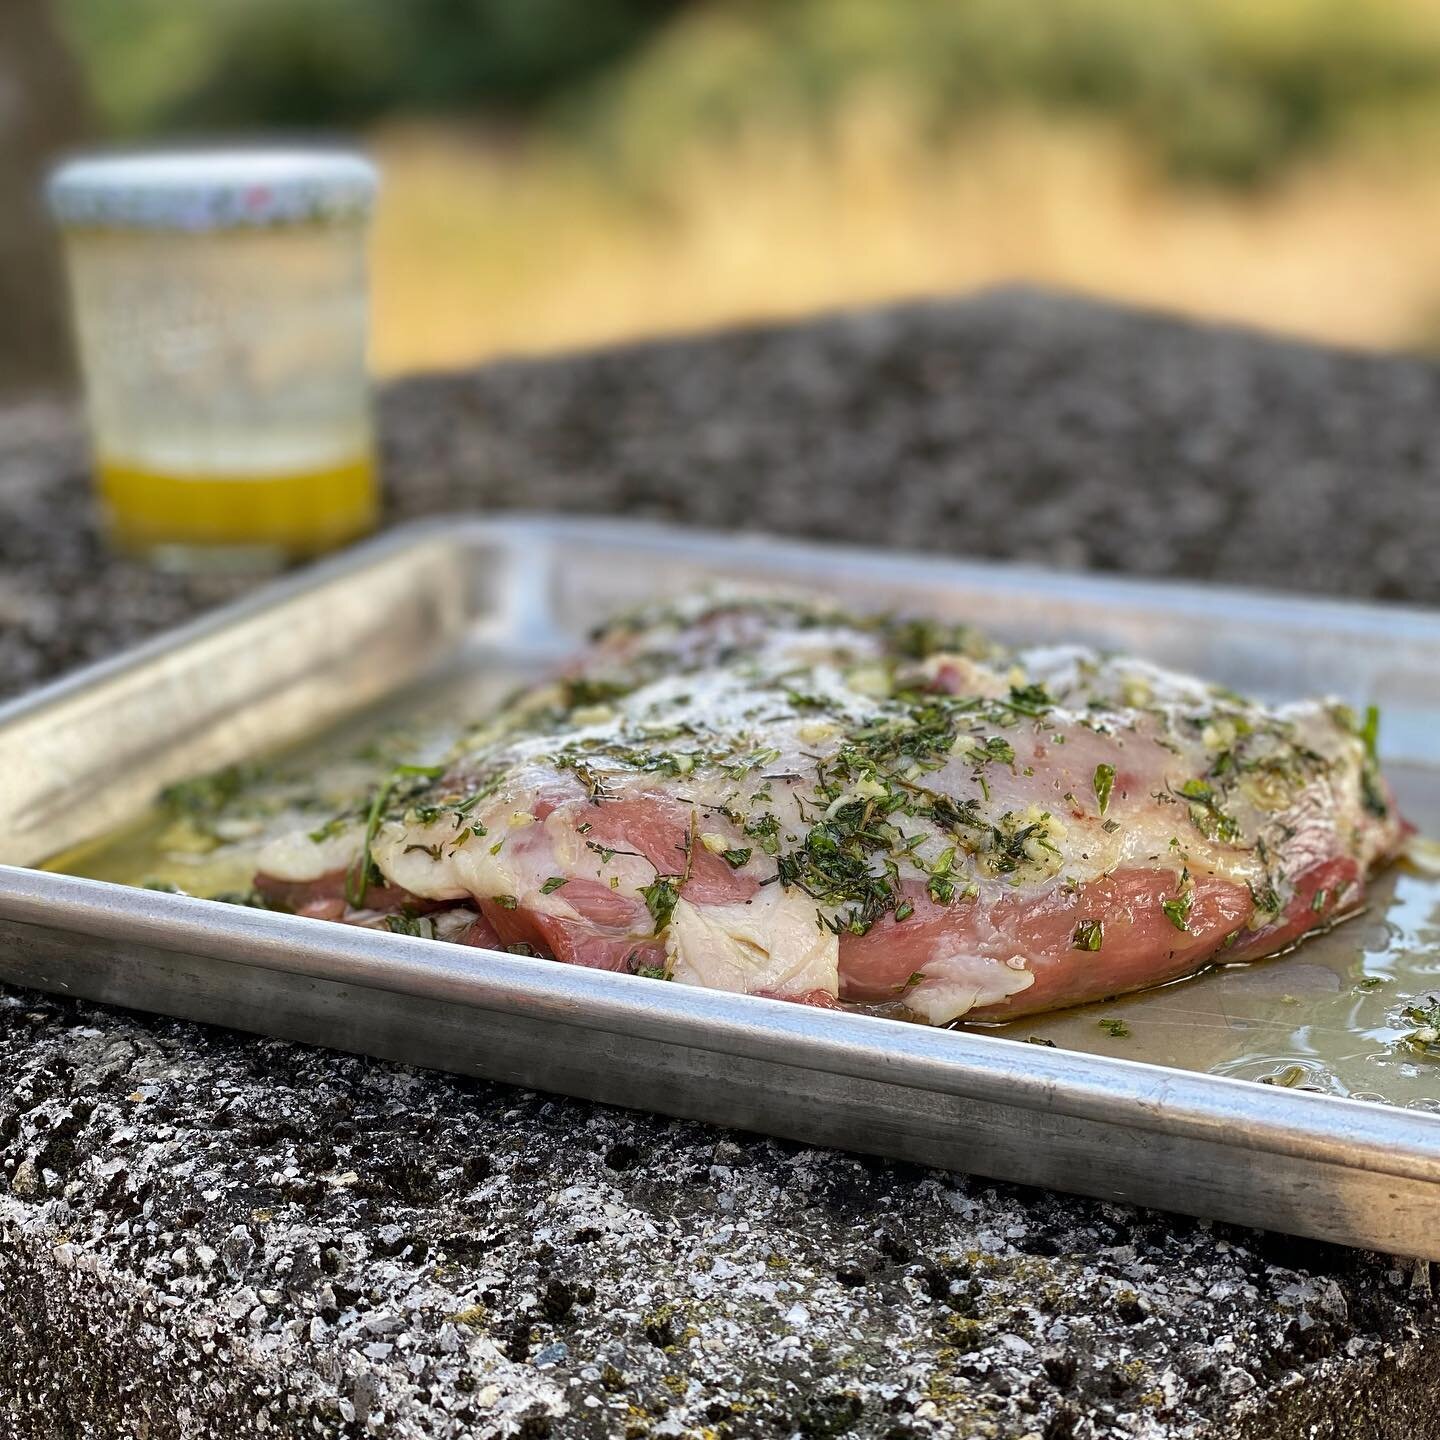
left=99, top=453, right=378, bottom=559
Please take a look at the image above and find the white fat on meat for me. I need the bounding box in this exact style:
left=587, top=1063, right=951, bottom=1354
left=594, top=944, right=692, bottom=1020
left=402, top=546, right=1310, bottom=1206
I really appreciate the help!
left=370, top=812, right=535, bottom=903
left=665, top=887, right=839, bottom=1000
left=255, top=823, right=363, bottom=882
left=905, top=952, right=1035, bottom=1025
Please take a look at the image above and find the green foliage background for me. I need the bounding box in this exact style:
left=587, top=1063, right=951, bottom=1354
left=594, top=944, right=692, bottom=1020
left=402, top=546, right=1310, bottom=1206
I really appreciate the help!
left=59, top=0, right=1440, bottom=188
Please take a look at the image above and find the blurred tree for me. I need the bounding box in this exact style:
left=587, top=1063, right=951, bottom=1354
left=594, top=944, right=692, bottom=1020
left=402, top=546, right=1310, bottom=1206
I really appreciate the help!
left=582, top=0, right=1440, bottom=189
left=61, top=0, right=691, bottom=133
left=0, top=0, right=95, bottom=393
left=69, top=0, right=1440, bottom=191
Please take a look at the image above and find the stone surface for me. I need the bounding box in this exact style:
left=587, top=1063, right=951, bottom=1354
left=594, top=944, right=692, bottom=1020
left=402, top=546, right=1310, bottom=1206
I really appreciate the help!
left=0, top=289, right=1438, bottom=1437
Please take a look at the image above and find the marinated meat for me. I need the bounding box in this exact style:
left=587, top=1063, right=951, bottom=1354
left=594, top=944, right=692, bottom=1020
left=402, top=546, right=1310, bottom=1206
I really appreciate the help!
left=253, top=593, right=1404, bottom=1023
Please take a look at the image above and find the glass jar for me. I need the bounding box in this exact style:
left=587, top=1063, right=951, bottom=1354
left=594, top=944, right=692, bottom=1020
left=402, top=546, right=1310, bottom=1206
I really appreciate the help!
left=48, top=148, right=380, bottom=571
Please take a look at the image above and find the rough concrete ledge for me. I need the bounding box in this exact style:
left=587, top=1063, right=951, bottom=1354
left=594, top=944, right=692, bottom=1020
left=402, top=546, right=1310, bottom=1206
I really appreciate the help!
left=6, top=287, right=1440, bottom=698
left=0, top=990, right=1436, bottom=1440
left=0, top=289, right=1437, bottom=1436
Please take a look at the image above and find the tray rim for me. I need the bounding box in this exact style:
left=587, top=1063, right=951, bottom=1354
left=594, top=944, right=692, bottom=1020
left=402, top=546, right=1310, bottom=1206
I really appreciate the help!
left=2, top=863, right=1438, bottom=1184
left=8, top=511, right=1440, bottom=737
left=3, top=513, right=1439, bottom=1189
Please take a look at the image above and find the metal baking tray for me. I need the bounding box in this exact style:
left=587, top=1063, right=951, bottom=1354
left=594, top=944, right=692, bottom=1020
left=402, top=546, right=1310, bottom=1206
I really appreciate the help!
left=2, top=515, right=1439, bottom=1257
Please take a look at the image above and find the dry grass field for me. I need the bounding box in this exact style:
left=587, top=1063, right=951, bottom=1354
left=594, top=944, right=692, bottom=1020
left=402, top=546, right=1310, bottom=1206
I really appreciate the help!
left=367, top=109, right=1440, bottom=375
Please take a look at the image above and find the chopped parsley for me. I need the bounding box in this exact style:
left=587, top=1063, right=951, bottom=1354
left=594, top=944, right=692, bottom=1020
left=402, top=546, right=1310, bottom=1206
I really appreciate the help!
left=308, top=814, right=350, bottom=845
left=1161, top=886, right=1193, bottom=932
left=1176, top=778, right=1241, bottom=843
left=1005, top=682, right=1051, bottom=717
left=384, top=914, right=435, bottom=939
left=1360, top=704, right=1380, bottom=762
left=1072, top=919, right=1104, bottom=951
left=1092, top=763, right=1115, bottom=816
left=345, top=776, right=395, bottom=908
left=640, top=876, right=681, bottom=933
left=982, top=736, right=1016, bottom=766
left=159, top=764, right=258, bottom=819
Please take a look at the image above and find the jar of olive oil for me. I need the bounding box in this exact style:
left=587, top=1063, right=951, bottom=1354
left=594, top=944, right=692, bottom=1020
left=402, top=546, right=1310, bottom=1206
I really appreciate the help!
left=48, top=149, right=379, bottom=570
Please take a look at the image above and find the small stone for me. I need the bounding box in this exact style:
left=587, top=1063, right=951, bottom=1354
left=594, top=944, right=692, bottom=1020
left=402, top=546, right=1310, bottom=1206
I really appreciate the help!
left=10, top=1158, right=39, bottom=1197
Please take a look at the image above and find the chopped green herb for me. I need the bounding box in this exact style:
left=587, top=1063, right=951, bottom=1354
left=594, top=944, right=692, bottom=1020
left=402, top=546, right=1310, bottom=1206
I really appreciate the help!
left=1072, top=919, right=1104, bottom=951
left=1161, top=888, right=1193, bottom=932
left=744, top=813, right=782, bottom=856
left=1098, top=1017, right=1130, bottom=1037
left=346, top=776, right=395, bottom=908
left=159, top=764, right=258, bottom=819
left=983, top=736, right=1016, bottom=766
left=540, top=876, right=568, bottom=895
left=640, top=876, right=681, bottom=933
left=562, top=677, right=633, bottom=709
left=492, top=894, right=519, bottom=910
left=720, top=847, right=752, bottom=869
left=211, top=889, right=269, bottom=909
left=1092, top=763, right=1115, bottom=816
left=1361, top=760, right=1390, bottom=819
left=1360, top=704, right=1381, bottom=762
left=1005, top=683, right=1051, bottom=717
left=384, top=914, right=435, bottom=939
left=1177, top=778, right=1242, bottom=843
left=926, top=873, right=958, bottom=905
left=1247, top=879, right=1282, bottom=920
